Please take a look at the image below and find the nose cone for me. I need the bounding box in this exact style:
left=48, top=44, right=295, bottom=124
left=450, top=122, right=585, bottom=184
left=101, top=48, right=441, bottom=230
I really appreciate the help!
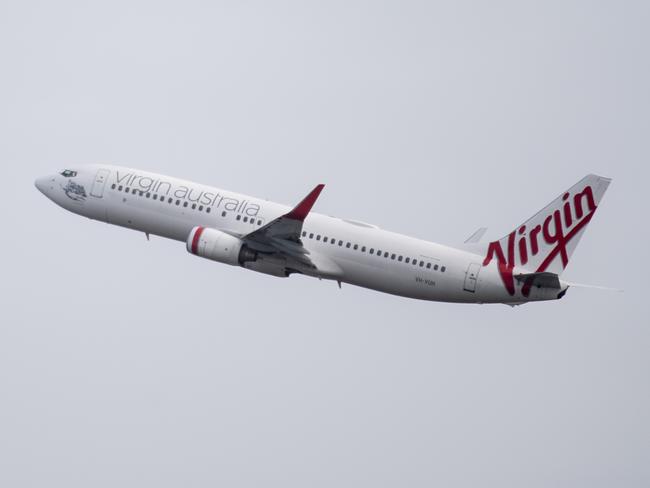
left=35, top=175, right=56, bottom=198
left=35, top=176, right=47, bottom=194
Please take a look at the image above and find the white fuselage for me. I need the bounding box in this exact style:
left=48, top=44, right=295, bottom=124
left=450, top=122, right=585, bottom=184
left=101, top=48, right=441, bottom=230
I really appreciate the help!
left=35, top=164, right=567, bottom=304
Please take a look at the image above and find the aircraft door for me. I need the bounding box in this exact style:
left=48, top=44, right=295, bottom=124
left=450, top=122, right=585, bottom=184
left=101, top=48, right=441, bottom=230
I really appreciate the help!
left=463, top=262, right=481, bottom=292
left=90, top=169, right=110, bottom=198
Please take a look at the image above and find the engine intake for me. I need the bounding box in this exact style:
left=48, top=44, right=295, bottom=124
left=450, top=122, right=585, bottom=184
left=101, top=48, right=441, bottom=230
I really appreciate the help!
left=186, top=226, right=256, bottom=266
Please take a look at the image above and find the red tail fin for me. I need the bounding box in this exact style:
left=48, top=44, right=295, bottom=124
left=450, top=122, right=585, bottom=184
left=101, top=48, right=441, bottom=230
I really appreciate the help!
left=483, top=174, right=611, bottom=295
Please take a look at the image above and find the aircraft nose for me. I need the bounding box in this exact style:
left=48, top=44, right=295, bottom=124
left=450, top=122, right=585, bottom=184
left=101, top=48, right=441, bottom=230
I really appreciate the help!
left=35, top=175, right=54, bottom=195
left=35, top=176, right=46, bottom=194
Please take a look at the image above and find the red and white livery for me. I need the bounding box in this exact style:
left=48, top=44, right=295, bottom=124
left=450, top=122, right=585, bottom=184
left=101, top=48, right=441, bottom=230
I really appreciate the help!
left=36, top=166, right=611, bottom=305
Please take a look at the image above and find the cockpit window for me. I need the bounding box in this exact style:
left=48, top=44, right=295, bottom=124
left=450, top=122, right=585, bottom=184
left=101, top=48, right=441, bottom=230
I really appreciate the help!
left=60, top=170, right=77, bottom=177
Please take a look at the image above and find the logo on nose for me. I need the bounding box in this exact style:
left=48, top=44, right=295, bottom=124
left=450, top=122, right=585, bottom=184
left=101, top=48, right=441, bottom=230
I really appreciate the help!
left=61, top=180, right=87, bottom=202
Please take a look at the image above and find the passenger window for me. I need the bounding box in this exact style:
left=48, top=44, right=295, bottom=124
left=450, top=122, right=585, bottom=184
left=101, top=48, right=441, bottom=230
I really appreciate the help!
left=426, top=263, right=431, bottom=269
left=361, top=246, right=366, bottom=252
left=257, top=220, right=262, bottom=225
left=338, top=240, right=343, bottom=246
left=243, top=216, right=248, bottom=222
left=405, top=257, right=410, bottom=263
left=377, top=249, right=381, bottom=256
left=419, top=261, right=424, bottom=267
left=146, top=193, right=151, bottom=198
left=398, top=256, right=403, bottom=262
left=353, top=244, right=358, bottom=250
left=111, top=184, right=116, bottom=189
left=370, top=248, right=374, bottom=254
left=384, top=252, right=389, bottom=258
left=441, top=266, right=446, bottom=272
left=391, top=253, right=396, bottom=260
left=302, top=231, right=307, bottom=237
left=206, top=207, right=211, bottom=213
left=183, top=201, right=188, bottom=207
left=118, top=185, right=123, bottom=191
left=323, top=237, right=328, bottom=243
left=236, top=214, right=241, bottom=220
left=346, top=242, right=351, bottom=248
left=175, top=200, right=180, bottom=206
left=153, top=194, right=158, bottom=200
left=132, top=189, right=137, bottom=194
left=125, top=187, right=130, bottom=193
left=434, top=264, right=438, bottom=271
left=309, top=233, right=314, bottom=239
left=192, top=203, right=197, bottom=210
left=168, top=198, right=173, bottom=203
left=317, top=235, right=321, bottom=241
left=199, top=205, right=203, bottom=211
left=222, top=211, right=226, bottom=217
left=413, top=259, right=417, bottom=265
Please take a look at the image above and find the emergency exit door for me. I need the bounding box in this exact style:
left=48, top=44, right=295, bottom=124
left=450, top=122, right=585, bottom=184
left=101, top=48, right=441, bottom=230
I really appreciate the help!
left=90, top=169, right=110, bottom=198
left=463, top=263, right=482, bottom=292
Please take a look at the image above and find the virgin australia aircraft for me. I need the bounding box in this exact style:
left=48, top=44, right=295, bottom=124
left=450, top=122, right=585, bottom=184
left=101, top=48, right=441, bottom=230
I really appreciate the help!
left=35, top=165, right=611, bottom=305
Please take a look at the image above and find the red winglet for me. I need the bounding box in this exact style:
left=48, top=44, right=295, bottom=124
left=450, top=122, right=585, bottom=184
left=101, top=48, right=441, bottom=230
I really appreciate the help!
left=284, top=184, right=325, bottom=221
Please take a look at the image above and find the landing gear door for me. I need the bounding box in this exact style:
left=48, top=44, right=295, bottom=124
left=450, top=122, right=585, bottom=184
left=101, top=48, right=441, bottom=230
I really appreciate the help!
left=90, top=169, right=110, bottom=198
left=463, top=262, right=482, bottom=293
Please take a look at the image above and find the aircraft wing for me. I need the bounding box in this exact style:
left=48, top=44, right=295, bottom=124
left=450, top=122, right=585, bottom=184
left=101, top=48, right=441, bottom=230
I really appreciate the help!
left=246, top=184, right=324, bottom=245
left=238, top=184, right=342, bottom=278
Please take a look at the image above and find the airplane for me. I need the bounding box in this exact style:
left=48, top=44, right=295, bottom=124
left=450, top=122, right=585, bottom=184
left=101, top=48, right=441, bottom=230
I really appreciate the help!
left=35, top=165, right=611, bottom=305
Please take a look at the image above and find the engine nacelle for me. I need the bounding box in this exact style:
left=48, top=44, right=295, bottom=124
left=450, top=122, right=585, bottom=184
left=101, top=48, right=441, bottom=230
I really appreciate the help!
left=187, top=226, right=256, bottom=266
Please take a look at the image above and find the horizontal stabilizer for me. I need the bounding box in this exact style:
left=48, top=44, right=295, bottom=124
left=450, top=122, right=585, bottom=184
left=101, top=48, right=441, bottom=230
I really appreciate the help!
left=465, top=227, right=487, bottom=244
left=515, top=272, right=561, bottom=289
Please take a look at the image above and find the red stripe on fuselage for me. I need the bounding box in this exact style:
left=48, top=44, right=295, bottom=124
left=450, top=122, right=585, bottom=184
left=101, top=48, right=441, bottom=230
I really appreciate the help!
left=191, top=226, right=205, bottom=255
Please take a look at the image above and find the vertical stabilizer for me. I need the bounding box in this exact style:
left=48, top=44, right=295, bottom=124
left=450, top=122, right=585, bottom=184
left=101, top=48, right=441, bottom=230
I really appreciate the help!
left=482, top=174, right=611, bottom=295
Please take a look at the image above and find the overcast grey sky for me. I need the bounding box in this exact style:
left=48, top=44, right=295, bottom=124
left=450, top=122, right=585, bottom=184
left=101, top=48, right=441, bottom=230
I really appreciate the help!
left=1, top=1, right=648, bottom=487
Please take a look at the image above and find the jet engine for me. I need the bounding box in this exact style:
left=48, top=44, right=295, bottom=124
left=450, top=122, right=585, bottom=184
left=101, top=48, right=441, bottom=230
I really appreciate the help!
left=186, top=226, right=257, bottom=266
